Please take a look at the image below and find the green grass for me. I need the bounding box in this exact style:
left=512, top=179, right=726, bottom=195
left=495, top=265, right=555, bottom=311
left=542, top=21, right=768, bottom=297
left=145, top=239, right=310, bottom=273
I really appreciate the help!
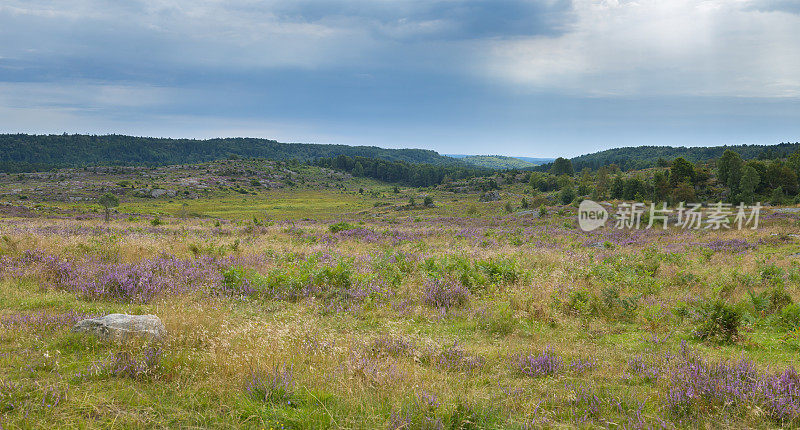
left=2, top=163, right=800, bottom=428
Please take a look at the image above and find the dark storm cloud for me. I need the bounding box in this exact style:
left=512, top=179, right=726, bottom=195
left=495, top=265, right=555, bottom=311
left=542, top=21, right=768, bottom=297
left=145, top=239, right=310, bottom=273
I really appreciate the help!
left=0, top=1, right=798, bottom=156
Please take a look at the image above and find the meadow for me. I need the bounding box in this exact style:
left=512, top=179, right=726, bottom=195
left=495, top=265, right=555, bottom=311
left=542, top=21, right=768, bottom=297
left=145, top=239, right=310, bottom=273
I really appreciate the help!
left=1, top=163, right=800, bottom=428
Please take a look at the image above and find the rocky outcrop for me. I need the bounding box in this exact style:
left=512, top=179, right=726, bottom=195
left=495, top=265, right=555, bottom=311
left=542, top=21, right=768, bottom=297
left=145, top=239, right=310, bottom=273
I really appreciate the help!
left=72, top=314, right=166, bottom=341
left=480, top=191, right=501, bottom=202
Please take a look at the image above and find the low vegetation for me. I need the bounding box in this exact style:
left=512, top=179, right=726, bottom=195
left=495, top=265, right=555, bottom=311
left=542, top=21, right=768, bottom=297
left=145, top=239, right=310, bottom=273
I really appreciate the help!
left=2, top=147, right=800, bottom=428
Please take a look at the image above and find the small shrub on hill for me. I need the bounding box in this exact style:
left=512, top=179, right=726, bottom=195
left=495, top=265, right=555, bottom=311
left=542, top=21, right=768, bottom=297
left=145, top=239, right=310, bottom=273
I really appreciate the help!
left=695, top=300, right=741, bottom=343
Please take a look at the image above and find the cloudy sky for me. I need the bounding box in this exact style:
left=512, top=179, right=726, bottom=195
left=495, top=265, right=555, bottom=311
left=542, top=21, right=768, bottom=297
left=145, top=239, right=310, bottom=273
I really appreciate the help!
left=1, top=0, right=799, bottom=157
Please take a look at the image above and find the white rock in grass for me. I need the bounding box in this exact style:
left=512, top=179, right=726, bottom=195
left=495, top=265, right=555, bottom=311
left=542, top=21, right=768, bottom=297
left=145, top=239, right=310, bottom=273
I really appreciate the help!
left=72, top=314, right=166, bottom=341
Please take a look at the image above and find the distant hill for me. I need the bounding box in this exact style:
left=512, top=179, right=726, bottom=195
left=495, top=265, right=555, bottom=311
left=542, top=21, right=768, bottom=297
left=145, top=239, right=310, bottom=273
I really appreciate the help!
left=533, top=143, right=800, bottom=172
left=0, top=134, right=459, bottom=172
left=445, top=154, right=551, bottom=169
left=513, top=156, right=556, bottom=165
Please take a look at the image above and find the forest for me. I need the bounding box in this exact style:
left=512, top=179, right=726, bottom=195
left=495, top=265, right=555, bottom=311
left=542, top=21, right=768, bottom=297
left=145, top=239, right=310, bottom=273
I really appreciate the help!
left=535, top=142, right=800, bottom=172
left=313, top=155, right=490, bottom=187
left=525, top=149, right=800, bottom=206
left=0, top=134, right=457, bottom=173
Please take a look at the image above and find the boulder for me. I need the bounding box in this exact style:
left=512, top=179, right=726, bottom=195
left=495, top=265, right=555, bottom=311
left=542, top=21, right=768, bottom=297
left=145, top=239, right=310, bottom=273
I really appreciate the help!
left=72, top=314, right=166, bottom=341
left=480, top=191, right=501, bottom=202
left=514, top=210, right=540, bottom=218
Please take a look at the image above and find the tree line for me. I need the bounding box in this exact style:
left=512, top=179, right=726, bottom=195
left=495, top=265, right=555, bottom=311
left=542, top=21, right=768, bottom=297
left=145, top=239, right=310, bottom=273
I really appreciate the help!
left=529, top=149, right=800, bottom=205
left=533, top=142, right=800, bottom=173
left=0, top=134, right=457, bottom=173
left=313, top=155, right=490, bottom=187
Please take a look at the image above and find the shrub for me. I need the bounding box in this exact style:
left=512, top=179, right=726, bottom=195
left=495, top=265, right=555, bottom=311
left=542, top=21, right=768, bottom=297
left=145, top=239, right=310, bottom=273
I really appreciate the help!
left=749, top=286, right=794, bottom=317
left=475, top=259, right=519, bottom=285
left=423, top=196, right=434, bottom=207
left=329, top=222, right=354, bottom=233
left=220, top=266, right=258, bottom=296
left=767, top=285, right=793, bottom=313
left=695, top=300, right=741, bottom=343
left=510, top=347, right=562, bottom=377
left=559, top=187, right=576, bottom=205
left=314, top=261, right=353, bottom=290
left=422, top=278, right=470, bottom=310
left=564, top=289, right=595, bottom=316
left=761, top=264, right=785, bottom=282
left=776, top=304, right=800, bottom=331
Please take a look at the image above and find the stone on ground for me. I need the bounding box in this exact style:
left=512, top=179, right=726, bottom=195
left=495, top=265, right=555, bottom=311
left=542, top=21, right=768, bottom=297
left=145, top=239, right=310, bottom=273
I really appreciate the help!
left=72, top=314, right=166, bottom=340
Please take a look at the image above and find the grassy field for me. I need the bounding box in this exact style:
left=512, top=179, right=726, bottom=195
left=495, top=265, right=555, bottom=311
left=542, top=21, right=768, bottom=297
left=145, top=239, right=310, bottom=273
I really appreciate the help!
left=2, top=165, right=800, bottom=428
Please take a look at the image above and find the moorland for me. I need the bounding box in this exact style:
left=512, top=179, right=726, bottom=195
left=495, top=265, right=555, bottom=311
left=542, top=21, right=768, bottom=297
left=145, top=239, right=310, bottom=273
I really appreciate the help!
left=1, top=143, right=800, bottom=428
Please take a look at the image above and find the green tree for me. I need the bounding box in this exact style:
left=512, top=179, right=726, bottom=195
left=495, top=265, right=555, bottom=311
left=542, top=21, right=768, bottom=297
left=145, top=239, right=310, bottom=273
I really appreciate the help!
left=771, top=186, right=785, bottom=206
left=669, top=157, right=695, bottom=187
left=610, top=176, right=624, bottom=199
left=653, top=171, right=670, bottom=202
left=559, top=187, right=576, bottom=205
left=717, top=150, right=743, bottom=185
left=595, top=166, right=610, bottom=199
left=550, top=157, right=574, bottom=176
left=556, top=174, right=573, bottom=191
left=352, top=161, right=365, bottom=177
left=671, top=182, right=696, bottom=203
left=765, top=161, right=798, bottom=196
left=98, top=193, right=119, bottom=222
left=622, top=177, right=643, bottom=200
left=788, top=150, right=800, bottom=176
left=738, top=165, right=759, bottom=204
left=424, top=196, right=434, bottom=207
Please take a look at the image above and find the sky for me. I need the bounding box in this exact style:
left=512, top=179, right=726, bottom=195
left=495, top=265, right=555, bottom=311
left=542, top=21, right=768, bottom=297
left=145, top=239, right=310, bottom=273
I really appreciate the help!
left=1, top=0, right=799, bottom=158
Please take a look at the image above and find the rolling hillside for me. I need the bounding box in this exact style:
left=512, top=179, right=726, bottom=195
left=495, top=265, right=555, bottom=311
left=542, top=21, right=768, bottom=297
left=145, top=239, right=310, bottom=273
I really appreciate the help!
left=0, top=134, right=460, bottom=173
left=445, top=154, right=552, bottom=169
left=534, top=142, right=800, bottom=172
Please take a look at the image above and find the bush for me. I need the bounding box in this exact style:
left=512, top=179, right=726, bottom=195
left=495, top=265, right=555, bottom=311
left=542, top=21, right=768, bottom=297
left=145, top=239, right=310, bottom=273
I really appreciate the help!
left=559, top=187, right=576, bottom=205
left=776, top=303, right=800, bottom=331
left=761, top=264, right=785, bottom=282
left=695, top=300, right=741, bottom=343
left=767, top=286, right=793, bottom=313
left=538, top=205, right=547, bottom=217
left=749, top=286, right=793, bottom=316
left=422, top=278, right=470, bottom=310
left=510, top=347, right=562, bottom=377
left=423, top=196, right=434, bottom=207
left=329, top=222, right=354, bottom=233
left=564, top=288, right=596, bottom=316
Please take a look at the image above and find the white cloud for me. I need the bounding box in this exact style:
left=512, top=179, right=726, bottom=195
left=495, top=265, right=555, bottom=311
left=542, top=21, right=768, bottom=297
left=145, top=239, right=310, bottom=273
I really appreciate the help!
left=481, top=0, right=800, bottom=97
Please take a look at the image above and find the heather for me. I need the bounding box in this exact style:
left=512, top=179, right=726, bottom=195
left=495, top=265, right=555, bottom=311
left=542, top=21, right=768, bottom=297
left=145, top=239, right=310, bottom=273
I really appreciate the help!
left=1, top=167, right=800, bottom=428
